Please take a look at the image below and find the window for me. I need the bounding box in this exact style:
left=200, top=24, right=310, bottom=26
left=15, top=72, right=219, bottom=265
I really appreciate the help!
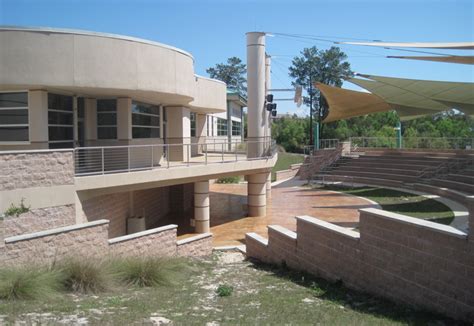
left=0, top=92, right=29, bottom=142
left=132, top=101, right=160, bottom=138
left=232, top=120, right=242, bottom=136
left=217, top=118, right=227, bottom=136
left=97, top=99, right=117, bottom=139
left=190, top=112, right=196, bottom=137
left=48, top=93, right=73, bottom=148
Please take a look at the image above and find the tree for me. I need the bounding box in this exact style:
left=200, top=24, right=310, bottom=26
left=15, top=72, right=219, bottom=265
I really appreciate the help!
left=206, top=57, right=247, bottom=94
left=289, top=46, right=353, bottom=143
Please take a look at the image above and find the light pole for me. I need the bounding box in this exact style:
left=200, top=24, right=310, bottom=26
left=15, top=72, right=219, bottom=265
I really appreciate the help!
left=309, top=74, right=313, bottom=147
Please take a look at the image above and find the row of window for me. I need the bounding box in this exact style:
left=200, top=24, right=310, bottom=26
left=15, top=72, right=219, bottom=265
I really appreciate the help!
left=0, top=92, right=29, bottom=142
left=204, top=116, right=242, bottom=137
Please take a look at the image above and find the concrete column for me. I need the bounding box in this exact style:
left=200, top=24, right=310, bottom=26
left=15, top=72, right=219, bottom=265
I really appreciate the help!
left=28, top=90, right=48, bottom=148
left=166, top=106, right=191, bottom=161
left=84, top=98, right=97, bottom=143
left=194, top=180, right=210, bottom=233
left=265, top=54, right=272, bottom=141
left=266, top=172, right=272, bottom=200
left=117, top=97, right=132, bottom=141
left=246, top=32, right=266, bottom=158
left=247, top=172, right=269, bottom=216
left=196, top=114, right=207, bottom=154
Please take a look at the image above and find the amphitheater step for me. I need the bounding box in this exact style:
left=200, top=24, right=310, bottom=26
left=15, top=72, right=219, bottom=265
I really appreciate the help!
left=429, top=178, right=474, bottom=195
left=329, top=166, right=421, bottom=176
left=413, top=183, right=473, bottom=206
left=325, top=170, right=419, bottom=183
left=319, top=174, right=405, bottom=188
left=445, top=174, right=474, bottom=184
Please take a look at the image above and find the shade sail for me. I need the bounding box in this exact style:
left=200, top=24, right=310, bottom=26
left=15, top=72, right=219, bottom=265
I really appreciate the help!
left=358, top=74, right=474, bottom=115
left=339, top=41, right=474, bottom=50
left=349, top=78, right=449, bottom=111
left=315, top=82, right=392, bottom=122
left=387, top=55, right=474, bottom=65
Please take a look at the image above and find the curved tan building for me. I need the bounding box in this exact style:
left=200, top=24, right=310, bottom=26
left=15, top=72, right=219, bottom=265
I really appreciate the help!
left=0, top=27, right=275, bottom=245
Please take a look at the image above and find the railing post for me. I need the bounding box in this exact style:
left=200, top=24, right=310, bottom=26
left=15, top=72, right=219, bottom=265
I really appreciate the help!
left=128, top=146, right=131, bottom=172
left=187, top=143, right=190, bottom=166
left=101, top=147, right=105, bottom=174
left=167, top=145, right=170, bottom=169
left=205, top=144, right=208, bottom=165
left=151, top=145, right=154, bottom=168
left=221, top=143, right=224, bottom=162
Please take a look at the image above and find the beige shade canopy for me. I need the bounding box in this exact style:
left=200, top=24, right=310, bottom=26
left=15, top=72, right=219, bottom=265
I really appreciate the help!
left=339, top=41, right=474, bottom=50
left=387, top=55, right=474, bottom=65
left=358, top=74, right=474, bottom=115
left=315, top=82, right=392, bottom=122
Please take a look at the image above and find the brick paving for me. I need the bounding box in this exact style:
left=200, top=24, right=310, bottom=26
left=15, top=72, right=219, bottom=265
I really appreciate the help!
left=172, top=179, right=378, bottom=247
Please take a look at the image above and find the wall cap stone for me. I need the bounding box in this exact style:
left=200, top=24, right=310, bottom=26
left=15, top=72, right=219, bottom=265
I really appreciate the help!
left=297, top=215, right=360, bottom=240
left=0, top=149, right=74, bottom=155
left=5, top=219, right=109, bottom=244
left=245, top=232, right=269, bottom=246
left=268, top=225, right=297, bottom=240
left=360, top=208, right=468, bottom=239
left=176, top=232, right=212, bottom=246
left=108, top=224, right=178, bottom=244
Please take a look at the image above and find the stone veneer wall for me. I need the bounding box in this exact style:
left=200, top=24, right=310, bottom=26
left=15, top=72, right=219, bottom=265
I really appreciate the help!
left=3, top=205, right=75, bottom=237
left=246, top=208, right=474, bottom=322
left=2, top=221, right=213, bottom=266
left=177, top=233, right=213, bottom=257
left=0, top=150, right=74, bottom=191
left=133, top=187, right=170, bottom=229
left=82, top=192, right=130, bottom=238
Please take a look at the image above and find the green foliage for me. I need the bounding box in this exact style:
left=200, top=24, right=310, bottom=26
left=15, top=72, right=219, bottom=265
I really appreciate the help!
left=216, top=176, right=241, bottom=184
left=59, top=259, right=110, bottom=294
left=289, top=46, right=353, bottom=119
left=272, top=116, right=309, bottom=153
left=216, top=284, right=233, bottom=297
left=4, top=198, right=30, bottom=217
left=111, top=257, right=184, bottom=288
left=206, top=57, right=247, bottom=95
left=0, top=267, right=62, bottom=300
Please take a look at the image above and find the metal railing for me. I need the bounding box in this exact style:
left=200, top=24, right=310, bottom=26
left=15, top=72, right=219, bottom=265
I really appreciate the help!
left=74, top=139, right=276, bottom=176
left=303, top=139, right=340, bottom=155
left=350, top=137, right=474, bottom=150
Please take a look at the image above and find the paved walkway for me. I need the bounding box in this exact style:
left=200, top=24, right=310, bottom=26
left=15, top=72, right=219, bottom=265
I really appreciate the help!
left=206, top=178, right=379, bottom=247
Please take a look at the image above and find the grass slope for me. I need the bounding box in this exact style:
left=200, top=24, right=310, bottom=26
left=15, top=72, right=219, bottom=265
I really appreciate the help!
left=323, top=185, right=455, bottom=225
left=271, top=152, right=305, bottom=181
left=0, top=252, right=461, bottom=325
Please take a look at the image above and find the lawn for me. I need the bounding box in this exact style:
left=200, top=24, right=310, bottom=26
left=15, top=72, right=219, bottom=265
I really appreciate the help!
left=322, top=185, right=455, bottom=225
left=0, top=251, right=461, bottom=325
left=271, top=152, right=305, bottom=181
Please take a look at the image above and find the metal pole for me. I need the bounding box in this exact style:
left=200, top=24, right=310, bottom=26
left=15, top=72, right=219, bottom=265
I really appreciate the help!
left=309, top=74, right=313, bottom=146
left=101, top=147, right=104, bottom=174
left=314, top=123, right=319, bottom=150
left=396, top=120, right=402, bottom=149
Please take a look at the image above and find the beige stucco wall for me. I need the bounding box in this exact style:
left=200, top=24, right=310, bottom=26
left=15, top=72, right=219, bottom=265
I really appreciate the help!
left=0, top=28, right=226, bottom=114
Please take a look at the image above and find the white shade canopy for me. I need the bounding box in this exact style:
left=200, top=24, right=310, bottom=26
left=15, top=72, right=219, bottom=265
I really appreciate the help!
left=339, top=41, right=474, bottom=50
left=387, top=55, right=474, bottom=65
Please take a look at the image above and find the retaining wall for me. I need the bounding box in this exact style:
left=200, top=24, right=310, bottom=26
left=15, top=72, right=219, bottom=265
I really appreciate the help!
left=246, top=208, right=474, bottom=322
left=3, top=220, right=213, bottom=266
left=275, top=163, right=302, bottom=181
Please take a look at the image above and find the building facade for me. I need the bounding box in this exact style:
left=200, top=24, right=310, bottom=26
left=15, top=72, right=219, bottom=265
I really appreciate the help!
left=0, top=27, right=276, bottom=250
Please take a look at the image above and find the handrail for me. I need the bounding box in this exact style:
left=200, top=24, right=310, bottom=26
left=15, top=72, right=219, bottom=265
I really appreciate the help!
left=350, top=137, right=474, bottom=150
left=74, top=139, right=276, bottom=176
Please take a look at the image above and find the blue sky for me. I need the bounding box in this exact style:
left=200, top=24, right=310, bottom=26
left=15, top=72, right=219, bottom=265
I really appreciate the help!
left=1, top=0, right=473, bottom=115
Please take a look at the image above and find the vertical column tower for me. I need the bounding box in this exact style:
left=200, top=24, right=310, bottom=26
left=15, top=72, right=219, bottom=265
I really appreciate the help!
left=246, top=32, right=266, bottom=158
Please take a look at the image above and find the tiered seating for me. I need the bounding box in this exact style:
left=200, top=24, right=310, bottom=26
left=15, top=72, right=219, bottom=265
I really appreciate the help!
left=315, top=150, right=474, bottom=197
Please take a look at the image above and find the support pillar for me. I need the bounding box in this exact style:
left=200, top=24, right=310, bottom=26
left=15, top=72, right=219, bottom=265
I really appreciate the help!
left=166, top=106, right=191, bottom=161
left=266, top=172, right=272, bottom=200
left=28, top=90, right=48, bottom=149
left=84, top=98, right=97, bottom=145
left=117, top=97, right=132, bottom=143
left=246, top=32, right=266, bottom=158
left=194, top=180, right=210, bottom=233
left=265, top=54, right=272, bottom=141
left=247, top=172, right=268, bottom=216
left=196, top=114, right=207, bottom=155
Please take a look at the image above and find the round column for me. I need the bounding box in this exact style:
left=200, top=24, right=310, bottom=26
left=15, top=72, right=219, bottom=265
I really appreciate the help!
left=247, top=172, right=268, bottom=216
left=194, top=180, right=210, bottom=233
left=246, top=32, right=266, bottom=158
left=266, top=172, right=272, bottom=200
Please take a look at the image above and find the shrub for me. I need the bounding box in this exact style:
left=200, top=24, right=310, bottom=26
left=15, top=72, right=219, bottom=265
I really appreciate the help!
left=0, top=267, right=62, bottom=300
left=216, top=284, right=233, bottom=297
left=216, top=176, right=241, bottom=184
left=58, top=259, right=110, bottom=294
left=111, top=257, right=185, bottom=288
left=4, top=198, right=30, bottom=217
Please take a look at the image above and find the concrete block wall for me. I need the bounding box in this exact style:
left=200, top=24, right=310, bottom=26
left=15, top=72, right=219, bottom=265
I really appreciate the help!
left=3, top=204, right=75, bottom=237
left=82, top=192, right=130, bottom=238
left=246, top=208, right=474, bottom=321
left=0, top=150, right=74, bottom=191
left=177, top=233, right=213, bottom=257
left=2, top=220, right=213, bottom=266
